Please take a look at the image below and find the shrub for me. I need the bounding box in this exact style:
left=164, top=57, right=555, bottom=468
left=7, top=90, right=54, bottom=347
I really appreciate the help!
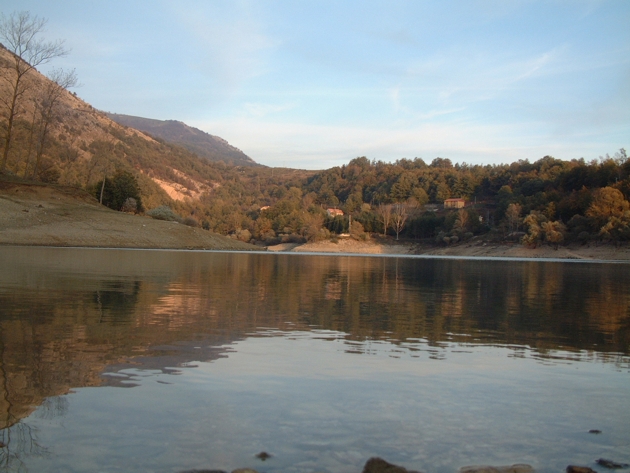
left=121, top=197, right=138, bottom=213
left=578, top=231, right=591, bottom=243
left=235, top=228, right=252, bottom=242
left=182, top=216, right=199, bottom=227
left=147, top=206, right=180, bottom=222
left=350, top=221, right=367, bottom=241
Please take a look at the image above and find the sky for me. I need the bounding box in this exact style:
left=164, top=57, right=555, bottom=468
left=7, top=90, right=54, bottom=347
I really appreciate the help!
left=2, top=1, right=629, bottom=169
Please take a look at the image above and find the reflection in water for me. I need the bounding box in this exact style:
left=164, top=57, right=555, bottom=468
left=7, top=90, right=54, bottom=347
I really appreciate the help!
left=0, top=247, right=629, bottom=471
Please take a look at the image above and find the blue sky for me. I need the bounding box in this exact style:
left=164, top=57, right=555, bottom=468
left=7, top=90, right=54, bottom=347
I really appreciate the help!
left=2, top=1, right=629, bottom=168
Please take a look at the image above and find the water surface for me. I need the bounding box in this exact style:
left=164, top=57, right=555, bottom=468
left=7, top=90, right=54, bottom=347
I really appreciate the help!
left=0, top=247, right=628, bottom=473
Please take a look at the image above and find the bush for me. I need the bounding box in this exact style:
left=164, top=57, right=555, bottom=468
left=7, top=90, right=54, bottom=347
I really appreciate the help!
left=95, top=170, right=143, bottom=212
left=182, top=216, right=199, bottom=227
left=121, top=197, right=138, bottom=213
left=235, top=228, right=252, bottom=242
left=350, top=221, right=367, bottom=241
left=578, top=231, right=591, bottom=243
left=147, top=206, right=180, bottom=222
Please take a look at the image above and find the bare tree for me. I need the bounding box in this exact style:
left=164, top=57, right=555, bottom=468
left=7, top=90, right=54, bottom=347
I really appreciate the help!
left=453, top=208, right=470, bottom=234
left=0, top=11, right=68, bottom=172
left=29, top=68, right=78, bottom=179
left=377, top=203, right=392, bottom=236
left=505, top=203, right=522, bottom=233
left=85, top=140, right=116, bottom=201
left=392, top=203, right=408, bottom=240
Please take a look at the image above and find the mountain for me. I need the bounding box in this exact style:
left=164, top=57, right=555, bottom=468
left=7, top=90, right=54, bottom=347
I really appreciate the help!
left=0, top=43, right=259, bottom=210
left=106, top=113, right=258, bottom=167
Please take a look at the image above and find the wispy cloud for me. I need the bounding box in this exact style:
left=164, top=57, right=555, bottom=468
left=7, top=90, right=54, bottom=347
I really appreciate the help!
left=171, top=2, right=277, bottom=93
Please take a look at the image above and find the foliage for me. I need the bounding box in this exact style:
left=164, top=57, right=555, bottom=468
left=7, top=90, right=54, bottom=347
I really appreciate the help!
left=350, top=220, right=367, bottom=241
left=121, top=197, right=138, bottom=213
left=146, top=205, right=180, bottom=222
left=94, top=170, right=143, bottom=212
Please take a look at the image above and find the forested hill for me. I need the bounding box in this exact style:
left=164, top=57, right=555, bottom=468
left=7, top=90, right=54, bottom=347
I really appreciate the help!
left=105, top=113, right=258, bottom=167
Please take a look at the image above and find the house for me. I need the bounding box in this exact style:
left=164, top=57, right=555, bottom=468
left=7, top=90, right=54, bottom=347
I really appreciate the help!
left=444, top=198, right=466, bottom=209
left=327, top=208, right=344, bottom=217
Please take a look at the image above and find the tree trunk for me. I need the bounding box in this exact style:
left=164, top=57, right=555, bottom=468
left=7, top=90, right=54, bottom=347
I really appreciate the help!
left=0, top=83, right=19, bottom=173
left=99, top=177, right=106, bottom=204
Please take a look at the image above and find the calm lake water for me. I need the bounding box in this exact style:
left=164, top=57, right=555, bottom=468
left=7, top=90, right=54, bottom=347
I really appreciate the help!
left=0, top=247, right=629, bottom=473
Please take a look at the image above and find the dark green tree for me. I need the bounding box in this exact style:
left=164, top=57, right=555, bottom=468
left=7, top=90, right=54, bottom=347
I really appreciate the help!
left=95, top=170, right=143, bottom=212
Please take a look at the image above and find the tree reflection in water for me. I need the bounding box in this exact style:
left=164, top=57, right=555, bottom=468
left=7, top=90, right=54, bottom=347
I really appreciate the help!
left=0, top=247, right=628, bottom=464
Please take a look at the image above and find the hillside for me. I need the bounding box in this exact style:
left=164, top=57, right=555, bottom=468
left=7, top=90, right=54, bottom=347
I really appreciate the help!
left=0, top=44, right=264, bottom=213
left=106, top=113, right=257, bottom=167
left=0, top=179, right=256, bottom=250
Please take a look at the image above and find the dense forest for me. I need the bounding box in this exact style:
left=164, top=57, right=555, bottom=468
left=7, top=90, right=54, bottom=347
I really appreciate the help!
left=1, top=13, right=629, bottom=248
left=162, top=151, right=630, bottom=247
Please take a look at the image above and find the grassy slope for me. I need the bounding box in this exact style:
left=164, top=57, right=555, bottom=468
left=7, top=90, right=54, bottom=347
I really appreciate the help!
left=0, top=179, right=258, bottom=250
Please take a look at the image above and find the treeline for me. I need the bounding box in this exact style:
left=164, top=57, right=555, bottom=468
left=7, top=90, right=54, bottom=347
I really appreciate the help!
left=165, top=151, right=630, bottom=247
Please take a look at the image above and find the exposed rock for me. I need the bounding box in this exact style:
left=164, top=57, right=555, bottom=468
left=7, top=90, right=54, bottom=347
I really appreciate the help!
left=362, top=457, right=422, bottom=473
left=567, top=466, right=598, bottom=473
left=596, top=459, right=630, bottom=469
left=459, top=465, right=534, bottom=473
left=255, top=452, right=271, bottom=461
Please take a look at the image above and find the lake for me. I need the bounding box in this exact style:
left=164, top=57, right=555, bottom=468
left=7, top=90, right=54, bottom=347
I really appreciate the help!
left=0, top=247, right=628, bottom=473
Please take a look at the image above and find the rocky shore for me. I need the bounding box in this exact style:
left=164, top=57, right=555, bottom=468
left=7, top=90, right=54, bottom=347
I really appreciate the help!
left=179, top=457, right=624, bottom=473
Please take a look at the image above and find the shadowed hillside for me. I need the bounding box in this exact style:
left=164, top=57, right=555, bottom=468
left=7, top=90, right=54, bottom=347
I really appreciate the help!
left=106, top=113, right=258, bottom=167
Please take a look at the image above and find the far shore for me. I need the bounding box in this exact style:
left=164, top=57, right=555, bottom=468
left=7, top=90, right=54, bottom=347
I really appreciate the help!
left=266, top=237, right=630, bottom=261
left=2, top=180, right=629, bottom=261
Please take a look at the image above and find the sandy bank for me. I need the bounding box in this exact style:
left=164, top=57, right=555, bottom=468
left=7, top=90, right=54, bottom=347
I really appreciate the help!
left=269, top=237, right=630, bottom=261
left=0, top=181, right=256, bottom=251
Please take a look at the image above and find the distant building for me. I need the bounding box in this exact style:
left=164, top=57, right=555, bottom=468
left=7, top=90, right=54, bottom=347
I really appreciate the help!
left=444, top=198, right=466, bottom=209
left=327, top=208, right=344, bottom=217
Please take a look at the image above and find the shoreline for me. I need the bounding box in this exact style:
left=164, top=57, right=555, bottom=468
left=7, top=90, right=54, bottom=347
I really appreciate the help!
left=2, top=180, right=629, bottom=260
left=266, top=237, right=630, bottom=261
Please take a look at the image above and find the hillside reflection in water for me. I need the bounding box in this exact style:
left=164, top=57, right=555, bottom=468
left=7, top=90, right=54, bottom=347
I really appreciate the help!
left=0, top=247, right=629, bottom=473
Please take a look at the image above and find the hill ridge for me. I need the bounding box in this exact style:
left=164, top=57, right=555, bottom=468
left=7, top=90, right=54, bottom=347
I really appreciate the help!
left=106, top=113, right=258, bottom=167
